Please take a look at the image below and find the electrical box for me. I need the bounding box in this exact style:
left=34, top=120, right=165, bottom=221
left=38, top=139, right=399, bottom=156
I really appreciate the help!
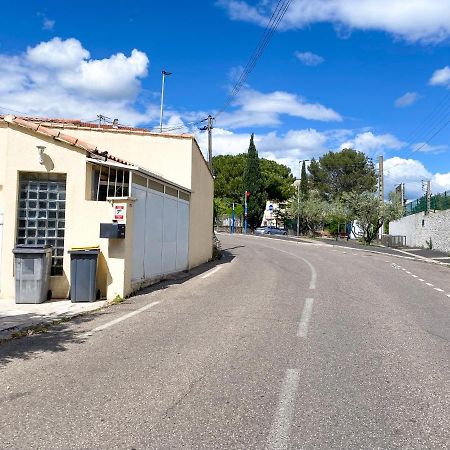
left=100, top=223, right=126, bottom=239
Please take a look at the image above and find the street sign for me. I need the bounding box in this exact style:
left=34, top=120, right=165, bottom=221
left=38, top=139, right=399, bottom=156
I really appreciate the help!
left=268, top=204, right=273, bottom=212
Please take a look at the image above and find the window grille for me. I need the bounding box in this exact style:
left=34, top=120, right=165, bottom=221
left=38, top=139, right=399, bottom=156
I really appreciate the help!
left=92, top=166, right=130, bottom=201
left=17, top=173, right=66, bottom=276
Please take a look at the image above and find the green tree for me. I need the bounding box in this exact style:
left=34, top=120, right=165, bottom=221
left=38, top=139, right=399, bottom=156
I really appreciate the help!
left=243, top=134, right=266, bottom=230
left=342, top=191, right=403, bottom=245
left=309, top=148, right=376, bottom=200
left=212, top=154, right=295, bottom=204
left=300, top=160, right=309, bottom=200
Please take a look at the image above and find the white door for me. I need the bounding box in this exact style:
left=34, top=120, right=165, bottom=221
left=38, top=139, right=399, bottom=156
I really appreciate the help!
left=144, top=191, right=164, bottom=277
left=176, top=201, right=189, bottom=271
left=0, top=209, right=3, bottom=293
left=131, top=186, right=146, bottom=282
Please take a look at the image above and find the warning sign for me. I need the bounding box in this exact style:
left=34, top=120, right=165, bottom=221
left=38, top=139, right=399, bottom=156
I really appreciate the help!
left=114, top=205, right=124, bottom=221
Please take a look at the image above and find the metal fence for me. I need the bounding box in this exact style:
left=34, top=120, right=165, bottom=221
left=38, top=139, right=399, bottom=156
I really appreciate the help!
left=404, top=190, right=450, bottom=216
left=380, top=234, right=406, bottom=248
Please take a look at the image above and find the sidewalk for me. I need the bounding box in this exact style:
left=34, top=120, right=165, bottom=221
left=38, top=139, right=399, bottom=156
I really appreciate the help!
left=0, top=298, right=108, bottom=340
left=318, top=237, right=450, bottom=264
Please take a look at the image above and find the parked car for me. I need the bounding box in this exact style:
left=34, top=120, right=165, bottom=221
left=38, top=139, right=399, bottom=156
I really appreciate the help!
left=254, top=226, right=287, bottom=236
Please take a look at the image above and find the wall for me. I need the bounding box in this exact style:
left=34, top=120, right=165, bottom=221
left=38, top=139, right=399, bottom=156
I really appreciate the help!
left=40, top=126, right=193, bottom=190
left=0, top=125, right=131, bottom=300
left=188, top=141, right=214, bottom=268
left=389, top=209, right=450, bottom=253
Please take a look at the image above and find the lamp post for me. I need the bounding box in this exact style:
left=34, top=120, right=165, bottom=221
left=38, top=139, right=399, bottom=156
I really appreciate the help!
left=159, top=69, right=172, bottom=133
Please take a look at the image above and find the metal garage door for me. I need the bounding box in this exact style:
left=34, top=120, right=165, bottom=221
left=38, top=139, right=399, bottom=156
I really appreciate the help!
left=131, top=182, right=189, bottom=285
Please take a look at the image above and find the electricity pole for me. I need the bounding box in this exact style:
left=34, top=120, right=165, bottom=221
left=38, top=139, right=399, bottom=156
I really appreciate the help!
left=378, top=155, right=384, bottom=203
left=159, top=70, right=172, bottom=133
left=422, top=180, right=431, bottom=214
left=207, top=115, right=214, bottom=170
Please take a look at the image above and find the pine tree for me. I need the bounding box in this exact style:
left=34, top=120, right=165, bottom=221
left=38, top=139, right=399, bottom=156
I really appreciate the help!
left=243, top=134, right=266, bottom=230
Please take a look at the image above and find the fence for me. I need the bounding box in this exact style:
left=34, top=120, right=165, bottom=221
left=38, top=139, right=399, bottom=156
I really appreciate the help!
left=380, top=234, right=406, bottom=248
left=404, top=190, right=450, bottom=216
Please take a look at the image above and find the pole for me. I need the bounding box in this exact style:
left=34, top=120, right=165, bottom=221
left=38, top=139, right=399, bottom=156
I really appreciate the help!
left=207, top=115, right=214, bottom=170
left=426, top=180, right=431, bottom=214
left=159, top=71, right=166, bottom=133
left=244, top=192, right=248, bottom=234
left=231, top=202, right=235, bottom=234
left=378, top=155, right=384, bottom=203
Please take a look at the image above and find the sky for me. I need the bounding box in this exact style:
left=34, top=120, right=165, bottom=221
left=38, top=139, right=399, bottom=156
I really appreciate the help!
left=1, top=1, right=450, bottom=200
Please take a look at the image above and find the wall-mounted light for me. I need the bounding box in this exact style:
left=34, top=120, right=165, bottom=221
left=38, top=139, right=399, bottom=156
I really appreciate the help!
left=37, top=145, right=46, bottom=164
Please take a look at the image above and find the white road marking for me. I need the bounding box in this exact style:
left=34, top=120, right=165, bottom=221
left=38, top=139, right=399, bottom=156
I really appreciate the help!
left=297, top=298, right=314, bottom=338
left=434, top=288, right=444, bottom=292
left=267, top=369, right=300, bottom=450
left=411, top=275, right=418, bottom=278
left=447, top=294, right=450, bottom=298
left=426, top=282, right=434, bottom=287
left=80, top=300, right=161, bottom=338
left=273, top=248, right=317, bottom=290
left=201, top=265, right=222, bottom=279
left=419, top=279, right=424, bottom=282
left=405, top=271, right=411, bottom=274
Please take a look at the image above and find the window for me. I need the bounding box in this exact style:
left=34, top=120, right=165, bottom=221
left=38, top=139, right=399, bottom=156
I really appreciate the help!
left=92, top=165, right=130, bottom=201
left=17, top=173, right=66, bottom=276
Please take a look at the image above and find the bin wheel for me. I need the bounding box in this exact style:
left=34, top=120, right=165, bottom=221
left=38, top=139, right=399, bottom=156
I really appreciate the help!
left=47, top=290, right=52, bottom=301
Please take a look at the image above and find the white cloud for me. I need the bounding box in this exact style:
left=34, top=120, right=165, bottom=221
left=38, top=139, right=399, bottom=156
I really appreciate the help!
left=219, top=0, right=450, bottom=43
left=340, top=131, right=405, bottom=156
left=429, top=66, right=450, bottom=87
left=395, top=91, right=420, bottom=108
left=411, top=142, right=449, bottom=153
left=295, top=51, right=324, bottom=66
left=0, top=37, right=156, bottom=125
left=218, top=88, right=341, bottom=128
left=37, top=13, right=55, bottom=31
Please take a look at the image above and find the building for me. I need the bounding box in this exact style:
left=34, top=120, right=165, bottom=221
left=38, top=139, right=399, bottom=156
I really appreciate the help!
left=0, top=115, right=214, bottom=301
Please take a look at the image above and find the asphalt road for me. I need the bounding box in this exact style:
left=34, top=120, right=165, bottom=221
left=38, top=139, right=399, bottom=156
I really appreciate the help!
left=0, top=234, right=449, bottom=449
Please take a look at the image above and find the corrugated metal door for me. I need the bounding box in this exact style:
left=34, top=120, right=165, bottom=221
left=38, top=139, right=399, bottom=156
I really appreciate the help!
left=131, top=183, right=189, bottom=285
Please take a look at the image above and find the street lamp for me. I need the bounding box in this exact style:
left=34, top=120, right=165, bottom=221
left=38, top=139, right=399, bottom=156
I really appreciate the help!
left=159, top=69, right=172, bottom=133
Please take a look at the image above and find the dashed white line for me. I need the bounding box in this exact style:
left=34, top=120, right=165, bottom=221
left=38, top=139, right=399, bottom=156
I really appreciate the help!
left=411, top=275, right=418, bottom=278
left=426, top=282, right=434, bottom=287
left=405, top=271, right=411, bottom=274
left=297, top=298, right=314, bottom=338
left=434, top=288, right=444, bottom=292
left=201, top=265, right=222, bottom=279
left=268, top=369, right=300, bottom=450
left=419, top=279, right=425, bottom=282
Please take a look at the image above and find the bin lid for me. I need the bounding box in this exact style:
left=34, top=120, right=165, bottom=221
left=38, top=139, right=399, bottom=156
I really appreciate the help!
left=68, top=247, right=100, bottom=255
left=13, top=244, right=53, bottom=254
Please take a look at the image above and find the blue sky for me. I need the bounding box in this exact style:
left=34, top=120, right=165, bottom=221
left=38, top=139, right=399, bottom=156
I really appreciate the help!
left=1, top=1, right=450, bottom=199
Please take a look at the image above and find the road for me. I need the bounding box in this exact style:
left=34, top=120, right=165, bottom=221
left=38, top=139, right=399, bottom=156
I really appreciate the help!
left=0, top=234, right=449, bottom=449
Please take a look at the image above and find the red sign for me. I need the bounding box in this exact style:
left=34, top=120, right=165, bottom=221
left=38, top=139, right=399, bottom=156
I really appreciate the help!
left=114, top=205, right=124, bottom=220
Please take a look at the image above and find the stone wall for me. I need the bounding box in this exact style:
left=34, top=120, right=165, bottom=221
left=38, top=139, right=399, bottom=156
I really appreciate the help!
left=389, top=209, right=450, bottom=253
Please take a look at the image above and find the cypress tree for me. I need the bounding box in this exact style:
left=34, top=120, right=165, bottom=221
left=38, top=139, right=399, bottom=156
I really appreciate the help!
left=300, top=160, right=308, bottom=200
left=243, top=134, right=266, bottom=230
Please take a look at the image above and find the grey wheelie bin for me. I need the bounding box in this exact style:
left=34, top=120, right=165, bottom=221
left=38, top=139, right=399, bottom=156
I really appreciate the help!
left=68, top=248, right=100, bottom=302
left=13, top=244, right=53, bottom=304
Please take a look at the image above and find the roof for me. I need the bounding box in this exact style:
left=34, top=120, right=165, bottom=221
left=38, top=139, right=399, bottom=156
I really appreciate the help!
left=0, top=114, right=194, bottom=139
left=1, top=114, right=133, bottom=166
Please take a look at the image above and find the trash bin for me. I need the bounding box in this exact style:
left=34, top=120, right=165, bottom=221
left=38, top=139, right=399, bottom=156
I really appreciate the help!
left=13, top=244, right=53, bottom=304
left=69, top=248, right=100, bottom=302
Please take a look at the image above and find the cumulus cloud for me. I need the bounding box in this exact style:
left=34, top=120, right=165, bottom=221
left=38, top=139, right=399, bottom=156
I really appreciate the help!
left=218, top=88, right=341, bottom=128
left=395, top=92, right=420, bottom=108
left=429, top=66, right=450, bottom=87
left=0, top=37, right=156, bottom=125
left=295, top=51, right=324, bottom=66
left=340, top=131, right=405, bottom=156
left=218, top=0, right=450, bottom=43
left=384, top=157, right=450, bottom=199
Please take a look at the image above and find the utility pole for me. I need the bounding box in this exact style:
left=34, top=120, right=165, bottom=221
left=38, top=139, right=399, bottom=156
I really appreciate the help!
left=297, top=159, right=309, bottom=237
left=207, top=115, right=214, bottom=170
left=422, top=180, right=431, bottom=214
left=159, top=70, right=172, bottom=133
left=231, top=202, right=235, bottom=234
left=378, top=155, right=384, bottom=203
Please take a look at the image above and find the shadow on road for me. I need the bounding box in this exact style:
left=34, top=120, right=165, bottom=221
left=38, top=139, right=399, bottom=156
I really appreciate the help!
left=0, top=249, right=240, bottom=368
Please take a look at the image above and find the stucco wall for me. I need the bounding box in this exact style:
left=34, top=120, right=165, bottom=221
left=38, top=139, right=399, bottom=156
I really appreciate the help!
left=40, top=126, right=193, bottom=190
left=0, top=125, right=130, bottom=300
left=188, top=141, right=214, bottom=268
left=389, top=209, right=450, bottom=253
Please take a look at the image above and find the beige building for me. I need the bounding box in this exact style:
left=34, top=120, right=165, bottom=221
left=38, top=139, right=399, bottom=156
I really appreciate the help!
left=0, top=115, right=214, bottom=301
